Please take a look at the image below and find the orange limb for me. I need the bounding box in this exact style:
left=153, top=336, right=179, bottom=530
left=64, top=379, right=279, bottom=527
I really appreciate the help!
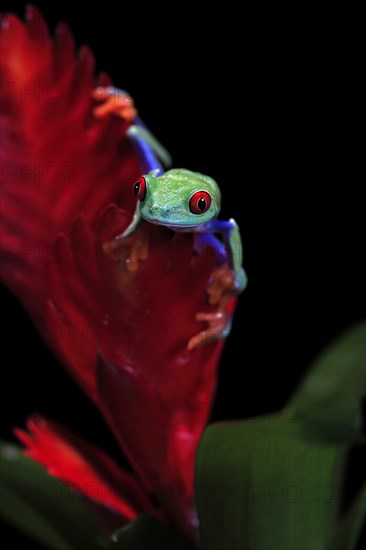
left=103, top=233, right=149, bottom=273
left=206, top=264, right=237, bottom=306
left=92, top=87, right=138, bottom=122
left=188, top=264, right=238, bottom=350
left=187, top=310, right=229, bottom=351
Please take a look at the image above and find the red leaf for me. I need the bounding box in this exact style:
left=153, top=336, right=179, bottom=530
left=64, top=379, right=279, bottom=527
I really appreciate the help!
left=15, top=415, right=154, bottom=521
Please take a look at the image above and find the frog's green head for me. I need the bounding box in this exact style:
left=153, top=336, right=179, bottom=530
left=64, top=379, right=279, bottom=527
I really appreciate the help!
left=133, top=168, right=221, bottom=228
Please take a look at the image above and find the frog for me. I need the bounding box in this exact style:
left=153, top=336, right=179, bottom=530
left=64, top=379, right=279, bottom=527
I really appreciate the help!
left=93, top=87, right=247, bottom=350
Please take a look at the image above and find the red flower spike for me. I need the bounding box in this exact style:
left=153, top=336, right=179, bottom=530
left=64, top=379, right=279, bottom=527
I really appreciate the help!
left=1, top=9, right=237, bottom=544
left=44, top=209, right=226, bottom=538
left=0, top=9, right=140, bottom=317
left=14, top=415, right=153, bottom=522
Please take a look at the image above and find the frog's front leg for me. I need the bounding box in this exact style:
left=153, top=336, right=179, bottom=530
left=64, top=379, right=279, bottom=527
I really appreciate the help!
left=105, top=232, right=149, bottom=273
left=187, top=309, right=232, bottom=351
left=188, top=220, right=247, bottom=350
left=187, top=265, right=237, bottom=351
left=106, top=204, right=149, bottom=272
left=201, top=218, right=247, bottom=303
left=212, top=218, right=247, bottom=293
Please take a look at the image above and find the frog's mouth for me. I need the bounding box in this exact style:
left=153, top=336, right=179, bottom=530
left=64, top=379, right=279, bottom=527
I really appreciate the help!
left=140, top=213, right=207, bottom=231
left=163, top=223, right=200, bottom=231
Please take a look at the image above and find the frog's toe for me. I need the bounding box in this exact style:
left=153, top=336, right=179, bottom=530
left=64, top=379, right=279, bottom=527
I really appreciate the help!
left=124, top=238, right=149, bottom=272
left=187, top=310, right=230, bottom=350
left=92, top=86, right=137, bottom=121
left=207, top=264, right=236, bottom=305
left=102, top=234, right=149, bottom=272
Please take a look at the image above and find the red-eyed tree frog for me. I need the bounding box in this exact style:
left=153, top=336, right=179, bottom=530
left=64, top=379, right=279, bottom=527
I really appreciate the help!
left=93, top=87, right=247, bottom=350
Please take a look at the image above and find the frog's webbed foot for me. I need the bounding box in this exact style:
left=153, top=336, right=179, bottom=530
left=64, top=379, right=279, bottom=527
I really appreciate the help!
left=103, top=232, right=149, bottom=272
left=124, top=236, right=149, bottom=272
left=188, top=264, right=240, bottom=350
left=92, top=86, right=137, bottom=122
left=188, top=310, right=231, bottom=351
left=207, top=263, right=244, bottom=305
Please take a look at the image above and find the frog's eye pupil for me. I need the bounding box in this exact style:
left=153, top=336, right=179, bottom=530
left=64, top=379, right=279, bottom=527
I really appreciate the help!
left=198, top=197, right=206, bottom=211
left=189, top=191, right=211, bottom=215
left=134, top=176, right=146, bottom=201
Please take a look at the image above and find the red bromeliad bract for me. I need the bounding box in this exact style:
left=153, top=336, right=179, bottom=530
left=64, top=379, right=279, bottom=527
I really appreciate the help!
left=0, top=6, right=234, bottom=543
left=15, top=415, right=155, bottom=524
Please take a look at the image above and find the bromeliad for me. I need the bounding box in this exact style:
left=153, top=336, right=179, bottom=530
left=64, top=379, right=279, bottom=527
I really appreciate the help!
left=0, top=5, right=245, bottom=546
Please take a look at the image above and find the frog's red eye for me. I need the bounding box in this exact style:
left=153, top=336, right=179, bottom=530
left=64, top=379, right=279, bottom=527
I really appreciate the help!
left=134, top=176, right=146, bottom=201
left=189, top=191, right=211, bottom=214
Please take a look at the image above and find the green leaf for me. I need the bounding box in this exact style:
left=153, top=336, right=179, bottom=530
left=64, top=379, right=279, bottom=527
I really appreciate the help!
left=331, top=481, right=366, bottom=550
left=0, top=444, right=193, bottom=549
left=196, top=324, right=366, bottom=550
left=0, top=442, right=107, bottom=549
left=196, top=416, right=348, bottom=550
left=288, top=323, right=366, bottom=441
left=107, top=514, right=193, bottom=549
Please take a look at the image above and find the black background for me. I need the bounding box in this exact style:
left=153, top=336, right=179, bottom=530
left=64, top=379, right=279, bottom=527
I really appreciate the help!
left=1, top=2, right=365, bottom=548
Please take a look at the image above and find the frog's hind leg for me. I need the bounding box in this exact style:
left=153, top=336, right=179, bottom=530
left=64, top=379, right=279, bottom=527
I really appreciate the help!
left=92, top=86, right=137, bottom=121
left=92, top=86, right=171, bottom=175
left=127, top=123, right=172, bottom=170
left=126, top=125, right=164, bottom=176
